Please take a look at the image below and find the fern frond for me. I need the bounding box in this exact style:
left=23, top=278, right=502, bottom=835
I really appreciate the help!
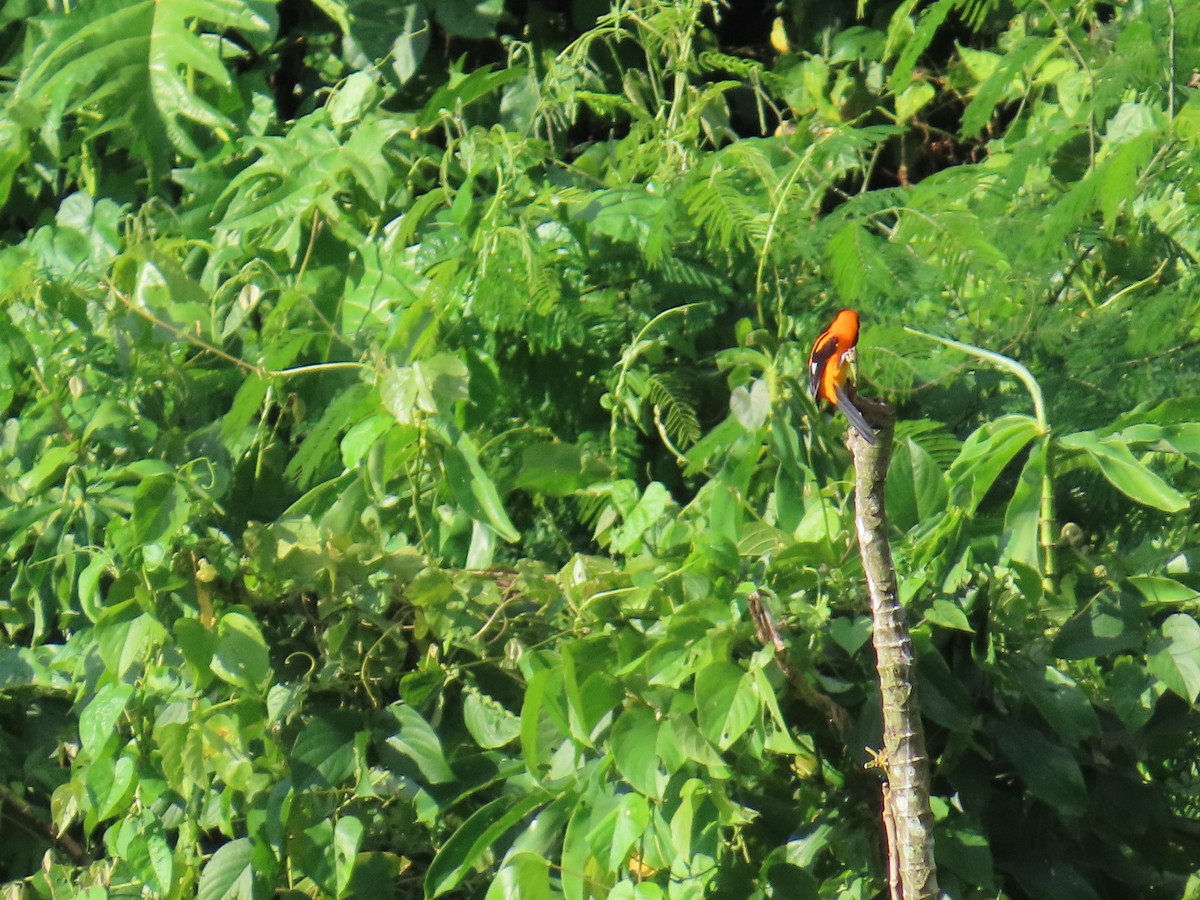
left=646, top=372, right=700, bottom=448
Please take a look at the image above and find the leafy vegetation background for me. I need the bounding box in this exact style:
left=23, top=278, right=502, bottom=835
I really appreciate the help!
left=3, top=0, right=1200, bottom=896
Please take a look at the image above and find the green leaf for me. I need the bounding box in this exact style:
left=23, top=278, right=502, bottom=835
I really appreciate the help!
left=513, top=442, right=596, bottom=496
left=486, top=851, right=553, bottom=900
left=886, top=437, right=948, bottom=531
left=1098, top=132, right=1156, bottom=229
left=995, top=723, right=1087, bottom=816
left=426, top=793, right=548, bottom=897
left=1052, top=595, right=1144, bottom=660
left=417, top=63, right=525, bottom=129
left=607, top=793, right=651, bottom=872
left=80, top=682, right=133, bottom=758
left=924, top=598, right=972, bottom=632
left=1148, top=614, right=1200, bottom=702
left=825, top=220, right=872, bottom=301
left=15, top=1, right=271, bottom=169
left=18, top=444, right=75, bottom=495
left=1000, top=437, right=1047, bottom=569
left=341, top=414, right=394, bottom=469
left=463, top=689, right=522, bottom=750
left=896, top=80, right=935, bottom=121
left=197, top=838, right=255, bottom=900
left=695, top=662, right=759, bottom=750
left=334, top=815, right=364, bottom=896
left=610, top=482, right=670, bottom=553
left=610, top=706, right=662, bottom=799
left=111, top=810, right=176, bottom=894
left=130, top=474, right=190, bottom=559
left=948, top=416, right=1040, bottom=513
left=386, top=703, right=455, bottom=784
left=92, top=753, right=136, bottom=821
left=960, top=37, right=1050, bottom=138
left=1059, top=431, right=1188, bottom=513
left=730, top=379, right=769, bottom=431
left=1016, top=665, right=1100, bottom=746
left=292, top=716, right=358, bottom=791
left=1129, top=575, right=1200, bottom=606
left=434, top=0, right=503, bottom=39
left=520, top=668, right=553, bottom=777
left=174, top=618, right=216, bottom=689
left=1109, top=659, right=1158, bottom=730
left=443, top=434, right=520, bottom=543
left=889, top=0, right=956, bottom=87
left=829, top=616, right=872, bottom=655
left=935, top=821, right=994, bottom=890
left=391, top=4, right=430, bottom=84
left=210, top=611, right=271, bottom=693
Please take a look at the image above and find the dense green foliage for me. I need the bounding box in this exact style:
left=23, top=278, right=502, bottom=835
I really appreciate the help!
left=3, top=0, right=1200, bottom=896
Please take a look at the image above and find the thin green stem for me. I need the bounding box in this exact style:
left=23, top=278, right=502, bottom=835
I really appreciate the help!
left=902, top=326, right=1048, bottom=430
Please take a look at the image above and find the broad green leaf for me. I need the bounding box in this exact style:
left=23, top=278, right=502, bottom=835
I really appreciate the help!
left=1099, top=132, right=1156, bottom=229
left=514, top=442, right=600, bottom=496
left=896, top=80, right=935, bottom=121
left=1059, top=431, right=1188, bottom=513
left=328, top=72, right=378, bottom=128
left=730, top=379, right=769, bottom=431
left=948, top=416, right=1040, bottom=513
left=935, top=821, right=994, bottom=890
left=561, top=800, right=598, bottom=900
left=463, top=689, right=521, bottom=750
left=562, top=644, right=621, bottom=746
left=886, top=437, right=948, bottom=531
left=110, top=810, right=173, bottom=894
left=174, top=618, right=216, bottom=689
left=1110, top=659, right=1158, bottom=731
left=197, top=838, right=255, bottom=900
left=92, top=753, right=136, bottom=821
left=610, top=481, right=670, bottom=553
left=334, top=815, right=364, bottom=896
left=435, top=0, right=503, bottom=39
left=1129, top=575, right=1200, bottom=606
left=995, top=723, right=1087, bottom=816
left=695, top=662, right=758, bottom=750
left=417, top=63, right=525, bottom=129
left=1148, top=614, right=1200, bottom=702
left=210, top=610, right=271, bottom=693
left=1016, top=665, right=1100, bottom=746
left=924, top=598, right=972, bottom=632
left=610, top=706, right=662, bottom=799
left=1000, top=437, right=1046, bottom=569
left=15, top=1, right=271, bottom=168
left=80, top=683, right=133, bottom=758
left=391, top=4, right=430, bottom=84
left=520, top=667, right=553, bottom=776
left=426, top=793, right=548, bottom=897
left=78, top=551, right=112, bottom=623
left=443, top=434, right=520, bottom=543
left=341, top=414, right=394, bottom=468
left=829, top=616, right=872, bottom=655
left=386, top=703, right=455, bottom=784
left=607, top=793, right=651, bottom=872
left=292, top=716, right=358, bottom=791
left=1052, top=595, right=1144, bottom=660
left=130, top=474, right=190, bottom=557
left=487, top=851, right=552, bottom=900
left=18, top=444, right=74, bottom=495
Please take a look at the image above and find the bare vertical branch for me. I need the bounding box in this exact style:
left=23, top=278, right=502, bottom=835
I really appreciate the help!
left=849, top=400, right=939, bottom=900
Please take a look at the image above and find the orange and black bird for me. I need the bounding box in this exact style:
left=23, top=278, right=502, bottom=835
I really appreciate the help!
left=808, top=309, right=876, bottom=445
